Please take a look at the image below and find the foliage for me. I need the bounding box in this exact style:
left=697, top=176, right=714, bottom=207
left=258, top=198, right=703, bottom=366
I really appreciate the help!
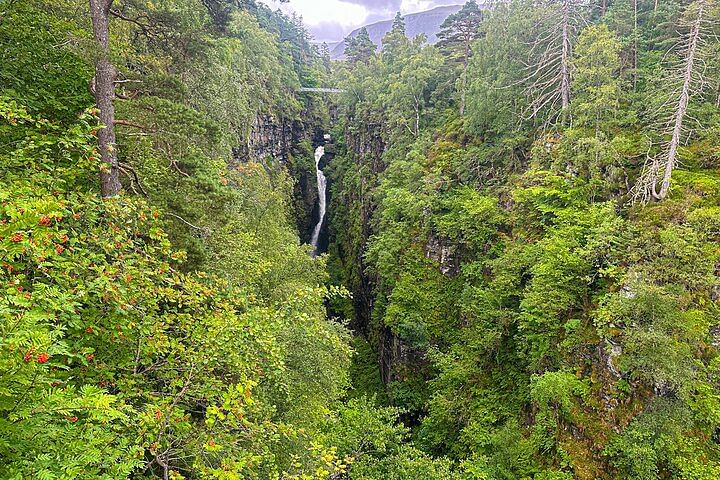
left=326, top=0, right=720, bottom=478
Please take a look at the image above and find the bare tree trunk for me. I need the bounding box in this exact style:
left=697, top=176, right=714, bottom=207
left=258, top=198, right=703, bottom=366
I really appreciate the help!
left=633, top=0, right=638, bottom=92
left=414, top=96, right=420, bottom=137
left=460, top=38, right=471, bottom=116
left=654, top=0, right=705, bottom=200
left=560, top=1, right=571, bottom=117
left=89, top=0, right=121, bottom=198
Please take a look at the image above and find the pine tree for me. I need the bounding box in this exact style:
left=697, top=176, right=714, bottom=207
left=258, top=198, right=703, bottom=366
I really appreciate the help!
left=383, top=12, right=410, bottom=61
left=345, top=27, right=376, bottom=65
left=89, top=0, right=121, bottom=198
left=392, top=11, right=406, bottom=35
left=437, top=0, right=484, bottom=115
left=320, top=42, right=332, bottom=71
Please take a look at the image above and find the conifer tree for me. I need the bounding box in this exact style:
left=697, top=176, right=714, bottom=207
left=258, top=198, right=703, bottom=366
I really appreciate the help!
left=320, top=42, right=332, bottom=71
left=437, top=0, right=484, bottom=115
left=345, top=27, right=376, bottom=66
left=89, top=0, right=121, bottom=198
left=383, top=12, right=410, bottom=61
left=522, top=0, right=590, bottom=124
left=392, top=11, right=406, bottom=35
left=572, top=24, right=622, bottom=132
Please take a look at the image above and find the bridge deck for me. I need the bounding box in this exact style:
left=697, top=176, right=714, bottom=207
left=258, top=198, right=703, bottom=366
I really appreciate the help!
left=299, top=87, right=345, bottom=93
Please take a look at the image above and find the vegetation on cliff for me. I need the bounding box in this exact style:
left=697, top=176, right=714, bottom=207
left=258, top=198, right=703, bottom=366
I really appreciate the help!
left=1, top=0, right=720, bottom=478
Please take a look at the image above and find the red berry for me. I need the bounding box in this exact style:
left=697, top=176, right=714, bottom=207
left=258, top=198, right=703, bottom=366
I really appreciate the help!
left=10, top=233, right=23, bottom=243
left=86, top=354, right=95, bottom=361
left=38, top=215, right=52, bottom=226
left=85, top=327, right=94, bottom=334
left=55, top=245, right=65, bottom=255
left=36, top=353, right=50, bottom=364
left=23, top=349, right=34, bottom=362
left=66, top=416, right=78, bottom=423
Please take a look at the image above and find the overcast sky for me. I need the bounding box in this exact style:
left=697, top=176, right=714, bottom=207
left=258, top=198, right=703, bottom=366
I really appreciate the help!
left=261, top=0, right=461, bottom=43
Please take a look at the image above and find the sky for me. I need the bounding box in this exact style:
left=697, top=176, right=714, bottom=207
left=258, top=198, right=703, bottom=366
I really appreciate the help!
left=261, top=0, right=462, bottom=43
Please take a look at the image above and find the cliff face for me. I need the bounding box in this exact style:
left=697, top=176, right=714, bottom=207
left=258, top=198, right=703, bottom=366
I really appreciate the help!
left=340, top=124, right=386, bottom=335
left=235, top=114, right=321, bottom=242
left=247, top=114, right=304, bottom=164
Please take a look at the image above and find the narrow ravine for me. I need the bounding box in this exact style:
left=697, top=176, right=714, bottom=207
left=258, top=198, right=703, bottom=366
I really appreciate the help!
left=310, top=145, right=326, bottom=256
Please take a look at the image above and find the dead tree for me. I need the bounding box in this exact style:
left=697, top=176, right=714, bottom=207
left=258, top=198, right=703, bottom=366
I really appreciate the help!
left=632, top=0, right=715, bottom=203
left=89, top=0, right=122, bottom=198
left=521, top=0, right=589, bottom=125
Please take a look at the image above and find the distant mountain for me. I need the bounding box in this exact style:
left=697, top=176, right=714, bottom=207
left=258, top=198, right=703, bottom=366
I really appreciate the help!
left=327, top=5, right=463, bottom=60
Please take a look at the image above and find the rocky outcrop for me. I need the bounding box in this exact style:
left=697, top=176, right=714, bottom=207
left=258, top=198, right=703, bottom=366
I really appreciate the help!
left=337, top=124, right=386, bottom=335
left=379, top=326, right=427, bottom=386
left=247, top=114, right=305, bottom=164
left=425, top=232, right=459, bottom=277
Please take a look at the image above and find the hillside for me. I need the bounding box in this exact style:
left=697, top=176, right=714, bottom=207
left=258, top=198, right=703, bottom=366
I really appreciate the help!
left=328, top=4, right=463, bottom=59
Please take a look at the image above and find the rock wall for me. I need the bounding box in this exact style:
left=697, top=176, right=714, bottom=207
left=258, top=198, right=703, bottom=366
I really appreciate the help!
left=233, top=114, right=324, bottom=241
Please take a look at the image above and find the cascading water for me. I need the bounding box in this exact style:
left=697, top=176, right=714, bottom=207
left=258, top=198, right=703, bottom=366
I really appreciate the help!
left=310, top=145, right=326, bottom=256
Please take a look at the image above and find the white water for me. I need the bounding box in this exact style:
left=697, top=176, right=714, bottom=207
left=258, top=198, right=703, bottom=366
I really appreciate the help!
left=310, top=145, right=326, bottom=256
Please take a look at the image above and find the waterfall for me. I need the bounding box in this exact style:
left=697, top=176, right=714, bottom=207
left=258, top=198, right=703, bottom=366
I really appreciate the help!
left=310, top=145, right=326, bottom=256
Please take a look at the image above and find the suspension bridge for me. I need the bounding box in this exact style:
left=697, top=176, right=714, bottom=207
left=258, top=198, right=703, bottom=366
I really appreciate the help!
left=299, top=87, right=345, bottom=93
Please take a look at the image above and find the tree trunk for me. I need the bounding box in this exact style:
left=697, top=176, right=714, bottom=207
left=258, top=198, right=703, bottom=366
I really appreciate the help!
left=460, top=67, right=468, bottom=116
left=414, top=96, right=420, bottom=137
left=89, top=0, right=121, bottom=198
left=560, top=0, right=571, bottom=115
left=460, top=38, right=471, bottom=116
left=655, top=0, right=705, bottom=200
left=633, top=0, right=638, bottom=92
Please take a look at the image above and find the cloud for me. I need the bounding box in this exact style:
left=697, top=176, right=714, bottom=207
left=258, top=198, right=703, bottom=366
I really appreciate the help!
left=345, top=0, right=402, bottom=9
left=307, top=21, right=350, bottom=43
left=263, top=0, right=369, bottom=27
left=260, top=0, right=462, bottom=41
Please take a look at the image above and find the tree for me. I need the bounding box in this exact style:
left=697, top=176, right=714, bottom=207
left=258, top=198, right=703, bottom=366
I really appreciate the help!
left=633, top=0, right=717, bottom=203
left=437, top=0, right=484, bottom=115
left=572, top=24, right=623, bottom=132
left=320, top=41, right=332, bottom=71
left=392, top=11, right=406, bottom=35
left=383, top=12, right=410, bottom=61
left=386, top=46, right=443, bottom=137
left=522, top=0, right=590, bottom=124
left=345, top=27, right=376, bottom=66
left=89, top=0, right=121, bottom=197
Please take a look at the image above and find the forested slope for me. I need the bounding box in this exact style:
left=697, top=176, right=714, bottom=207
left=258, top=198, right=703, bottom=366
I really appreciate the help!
left=2, top=0, right=720, bottom=479
left=327, top=0, right=720, bottom=478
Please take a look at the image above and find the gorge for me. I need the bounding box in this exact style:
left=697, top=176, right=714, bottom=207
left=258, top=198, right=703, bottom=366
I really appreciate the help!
left=2, top=0, right=720, bottom=479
